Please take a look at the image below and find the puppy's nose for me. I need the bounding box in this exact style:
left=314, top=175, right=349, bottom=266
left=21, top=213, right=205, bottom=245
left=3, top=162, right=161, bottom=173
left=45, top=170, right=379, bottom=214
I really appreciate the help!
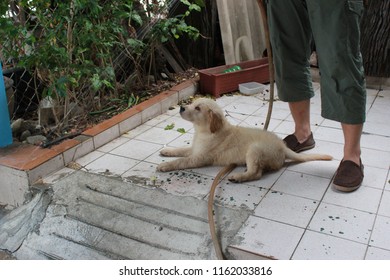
left=180, top=106, right=185, bottom=113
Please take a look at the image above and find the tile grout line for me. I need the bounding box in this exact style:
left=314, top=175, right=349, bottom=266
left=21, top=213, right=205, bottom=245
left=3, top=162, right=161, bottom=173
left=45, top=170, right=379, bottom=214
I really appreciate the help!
left=289, top=175, right=335, bottom=259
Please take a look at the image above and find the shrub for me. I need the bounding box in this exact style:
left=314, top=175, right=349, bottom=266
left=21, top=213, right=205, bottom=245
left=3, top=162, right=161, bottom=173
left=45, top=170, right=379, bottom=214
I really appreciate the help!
left=0, top=0, right=202, bottom=131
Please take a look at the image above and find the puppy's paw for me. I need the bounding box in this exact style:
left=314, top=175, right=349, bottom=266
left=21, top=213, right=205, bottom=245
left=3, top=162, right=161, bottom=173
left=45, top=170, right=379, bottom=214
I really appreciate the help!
left=157, top=162, right=173, bottom=172
left=227, top=174, right=242, bottom=183
left=159, top=147, right=175, bottom=157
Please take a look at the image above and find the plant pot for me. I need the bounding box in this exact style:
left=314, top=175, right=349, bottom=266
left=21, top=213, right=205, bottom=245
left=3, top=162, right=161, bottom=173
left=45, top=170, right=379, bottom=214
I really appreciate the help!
left=198, top=58, right=270, bottom=97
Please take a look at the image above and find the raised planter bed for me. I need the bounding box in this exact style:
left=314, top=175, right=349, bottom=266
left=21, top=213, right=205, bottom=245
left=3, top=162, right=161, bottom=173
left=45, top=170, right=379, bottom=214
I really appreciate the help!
left=198, top=58, right=270, bottom=97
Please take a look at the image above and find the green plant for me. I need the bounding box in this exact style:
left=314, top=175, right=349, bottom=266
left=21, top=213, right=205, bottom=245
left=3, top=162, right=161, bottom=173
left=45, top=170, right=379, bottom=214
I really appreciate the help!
left=150, top=0, right=203, bottom=42
left=0, top=0, right=202, bottom=133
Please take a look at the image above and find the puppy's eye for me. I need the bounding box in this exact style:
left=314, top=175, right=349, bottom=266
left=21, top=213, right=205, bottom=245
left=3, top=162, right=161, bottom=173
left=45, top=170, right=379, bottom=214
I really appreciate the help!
left=195, top=106, right=201, bottom=111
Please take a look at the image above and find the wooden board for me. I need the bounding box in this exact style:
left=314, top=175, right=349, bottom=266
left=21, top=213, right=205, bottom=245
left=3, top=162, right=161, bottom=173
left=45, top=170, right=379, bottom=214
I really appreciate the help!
left=216, top=0, right=266, bottom=65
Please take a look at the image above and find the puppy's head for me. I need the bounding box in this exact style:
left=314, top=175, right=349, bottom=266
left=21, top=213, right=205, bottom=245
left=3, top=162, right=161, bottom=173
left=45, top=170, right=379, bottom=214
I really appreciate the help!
left=180, top=98, right=225, bottom=133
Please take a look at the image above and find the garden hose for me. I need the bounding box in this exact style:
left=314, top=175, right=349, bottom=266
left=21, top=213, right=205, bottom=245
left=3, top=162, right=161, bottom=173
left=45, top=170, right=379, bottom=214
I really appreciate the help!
left=207, top=164, right=237, bottom=260
left=257, top=0, right=275, bottom=131
left=207, top=0, right=274, bottom=260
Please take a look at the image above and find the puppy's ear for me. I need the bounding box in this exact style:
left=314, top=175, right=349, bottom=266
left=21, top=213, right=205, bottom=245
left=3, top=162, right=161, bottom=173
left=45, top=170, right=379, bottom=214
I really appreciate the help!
left=209, top=110, right=223, bottom=133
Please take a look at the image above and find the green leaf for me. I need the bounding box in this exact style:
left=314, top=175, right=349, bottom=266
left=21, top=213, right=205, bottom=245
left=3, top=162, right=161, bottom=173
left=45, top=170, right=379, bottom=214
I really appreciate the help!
left=164, top=123, right=175, bottom=130
left=101, top=80, right=114, bottom=89
left=189, top=4, right=201, bottom=12
left=131, top=14, right=143, bottom=26
left=180, top=0, right=191, bottom=6
left=177, top=128, right=186, bottom=134
left=91, top=74, right=102, bottom=91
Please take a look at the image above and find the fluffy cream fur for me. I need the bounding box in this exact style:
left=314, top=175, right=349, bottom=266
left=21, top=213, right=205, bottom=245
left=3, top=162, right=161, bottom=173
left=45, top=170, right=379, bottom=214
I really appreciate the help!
left=157, top=98, right=332, bottom=182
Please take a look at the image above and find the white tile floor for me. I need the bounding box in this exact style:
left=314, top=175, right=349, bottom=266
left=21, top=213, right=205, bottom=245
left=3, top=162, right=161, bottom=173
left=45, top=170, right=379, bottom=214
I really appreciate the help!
left=45, top=83, right=390, bottom=259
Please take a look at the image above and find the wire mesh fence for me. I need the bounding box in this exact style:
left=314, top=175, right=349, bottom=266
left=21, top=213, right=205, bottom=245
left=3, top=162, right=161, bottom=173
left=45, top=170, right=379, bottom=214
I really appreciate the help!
left=3, top=67, right=38, bottom=121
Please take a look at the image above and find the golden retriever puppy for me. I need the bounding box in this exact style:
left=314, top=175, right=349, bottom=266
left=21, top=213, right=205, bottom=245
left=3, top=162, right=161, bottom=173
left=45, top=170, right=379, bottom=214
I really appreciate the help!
left=157, top=98, right=332, bottom=182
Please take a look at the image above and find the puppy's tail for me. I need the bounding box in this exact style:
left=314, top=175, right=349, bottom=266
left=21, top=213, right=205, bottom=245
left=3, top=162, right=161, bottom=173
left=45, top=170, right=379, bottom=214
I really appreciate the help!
left=284, top=146, right=333, bottom=162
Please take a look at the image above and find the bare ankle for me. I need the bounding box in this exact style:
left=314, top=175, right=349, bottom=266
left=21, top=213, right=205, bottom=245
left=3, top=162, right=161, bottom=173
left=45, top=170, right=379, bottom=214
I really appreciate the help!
left=343, top=155, right=361, bottom=166
left=294, top=130, right=312, bottom=143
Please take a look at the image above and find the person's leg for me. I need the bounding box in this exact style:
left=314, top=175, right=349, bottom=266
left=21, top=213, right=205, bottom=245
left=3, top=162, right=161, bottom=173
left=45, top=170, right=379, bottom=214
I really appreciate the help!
left=288, top=100, right=311, bottom=143
left=267, top=0, right=315, bottom=150
left=332, top=123, right=364, bottom=192
left=306, top=0, right=366, bottom=124
left=342, top=123, right=363, bottom=166
left=306, top=0, right=366, bottom=191
left=266, top=0, right=314, bottom=103
left=306, top=0, right=366, bottom=125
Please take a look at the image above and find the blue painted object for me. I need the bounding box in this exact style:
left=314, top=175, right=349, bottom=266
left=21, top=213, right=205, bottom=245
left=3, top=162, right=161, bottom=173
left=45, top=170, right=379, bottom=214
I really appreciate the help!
left=0, top=63, right=13, bottom=147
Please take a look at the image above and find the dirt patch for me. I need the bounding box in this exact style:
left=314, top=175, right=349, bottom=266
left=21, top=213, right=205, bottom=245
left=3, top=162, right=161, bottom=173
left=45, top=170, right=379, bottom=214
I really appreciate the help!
left=0, top=250, right=16, bottom=260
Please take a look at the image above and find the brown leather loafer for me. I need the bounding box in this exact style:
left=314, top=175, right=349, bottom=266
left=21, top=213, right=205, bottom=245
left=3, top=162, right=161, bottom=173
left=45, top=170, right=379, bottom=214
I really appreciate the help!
left=333, top=159, right=364, bottom=192
left=283, top=133, right=315, bottom=153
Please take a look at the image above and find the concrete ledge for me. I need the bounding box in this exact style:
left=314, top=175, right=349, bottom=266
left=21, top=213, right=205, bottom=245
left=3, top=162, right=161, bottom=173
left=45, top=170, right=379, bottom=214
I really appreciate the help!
left=0, top=78, right=199, bottom=208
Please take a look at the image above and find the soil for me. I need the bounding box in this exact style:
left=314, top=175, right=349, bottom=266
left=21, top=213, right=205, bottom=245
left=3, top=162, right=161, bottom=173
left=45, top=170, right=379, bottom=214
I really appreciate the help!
left=74, top=68, right=199, bottom=133
left=13, top=68, right=199, bottom=145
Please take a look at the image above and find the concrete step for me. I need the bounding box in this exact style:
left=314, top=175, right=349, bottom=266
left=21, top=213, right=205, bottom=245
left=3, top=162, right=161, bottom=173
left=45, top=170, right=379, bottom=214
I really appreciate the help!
left=1, top=171, right=250, bottom=260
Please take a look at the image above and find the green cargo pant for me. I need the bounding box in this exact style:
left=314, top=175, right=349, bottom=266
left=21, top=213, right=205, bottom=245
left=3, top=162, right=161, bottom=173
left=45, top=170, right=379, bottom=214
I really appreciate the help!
left=267, top=0, right=367, bottom=124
